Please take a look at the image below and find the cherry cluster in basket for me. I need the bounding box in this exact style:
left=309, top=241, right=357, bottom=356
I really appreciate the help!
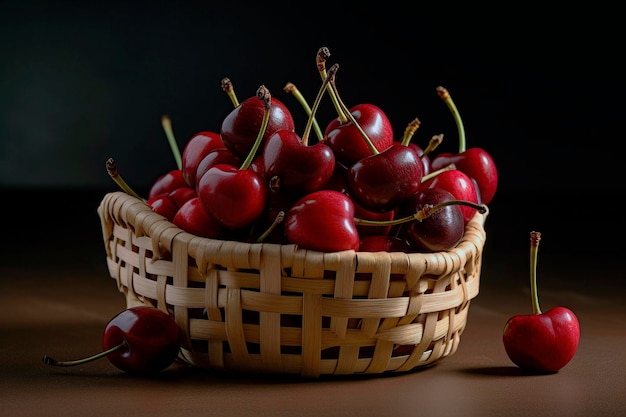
left=109, top=47, right=497, bottom=253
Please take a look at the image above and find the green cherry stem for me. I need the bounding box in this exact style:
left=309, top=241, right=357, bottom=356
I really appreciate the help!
left=256, top=211, right=285, bottom=243
left=420, top=162, right=456, bottom=182
left=327, top=68, right=379, bottom=156
left=106, top=158, right=143, bottom=200
left=530, top=231, right=542, bottom=314
left=283, top=82, right=324, bottom=142
left=299, top=64, right=336, bottom=146
left=221, top=77, right=240, bottom=108
left=354, top=200, right=487, bottom=227
left=316, top=47, right=346, bottom=122
left=420, top=134, right=444, bottom=159
left=400, top=118, right=421, bottom=146
left=437, top=86, right=466, bottom=153
left=239, top=86, right=271, bottom=170
left=42, top=340, right=127, bottom=367
left=161, top=115, right=182, bottom=170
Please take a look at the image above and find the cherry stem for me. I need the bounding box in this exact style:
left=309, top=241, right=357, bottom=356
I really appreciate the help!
left=106, top=158, right=143, bottom=200
left=421, top=134, right=444, bottom=158
left=42, top=340, right=127, bottom=367
left=283, top=82, right=323, bottom=142
left=300, top=64, right=336, bottom=146
left=400, top=118, right=421, bottom=146
left=328, top=71, right=379, bottom=156
left=354, top=200, right=487, bottom=226
left=239, top=86, right=271, bottom=171
left=437, top=86, right=466, bottom=153
left=221, top=77, right=240, bottom=108
left=420, top=163, right=456, bottom=183
left=530, top=231, right=542, bottom=314
left=316, top=47, right=346, bottom=122
left=256, top=211, right=285, bottom=243
left=161, top=115, right=182, bottom=170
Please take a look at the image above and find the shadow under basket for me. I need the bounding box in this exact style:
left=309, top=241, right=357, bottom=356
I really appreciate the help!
left=98, top=191, right=488, bottom=377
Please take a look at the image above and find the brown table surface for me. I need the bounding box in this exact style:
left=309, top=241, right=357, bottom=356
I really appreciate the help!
left=1, top=188, right=625, bottom=417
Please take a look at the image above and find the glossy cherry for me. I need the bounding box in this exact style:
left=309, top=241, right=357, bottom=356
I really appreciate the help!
left=198, top=86, right=272, bottom=230
left=220, top=90, right=295, bottom=159
left=146, top=186, right=195, bottom=222
left=324, top=103, right=395, bottom=167
left=262, top=64, right=337, bottom=198
left=503, top=231, right=580, bottom=373
left=172, top=196, right=223, bottom=238
left=285, top=190, right=360, bottom=252
left=347, top=142, right=424, bottom=213
left=399, top=187, right=467, bottom=252
left=42, top=306, right=182, bottom=375
left=181, top=131, right=224, bottom=188
left=420, top=169, right=479, bottom=225
left=194, top=148, right=242, bottom=190
left=148, top=169, right=188, bottom=200
left=430, top=86, right=498, bottom=204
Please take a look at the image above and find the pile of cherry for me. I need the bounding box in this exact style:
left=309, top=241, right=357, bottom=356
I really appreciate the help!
left=110, top=47, right=497, bottom=254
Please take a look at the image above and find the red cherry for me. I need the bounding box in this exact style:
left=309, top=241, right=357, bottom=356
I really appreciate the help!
left=420, top=169, right=479, bottom=224
left=172, top=197, right=223, bottom=238
left=197, top=163, right=268, bottom=230
left=324, top=103, right=394, bottom=167
left=168, top=186, right=195, bottom=207
left=285, top=190, right=360, bottom=252
left=430, top=148, right=498, bottom=205
left=146, top=194, right=178, bottom=221
left=194, top=148, right=242, bottom=190
left=43, top=306, right=181, bottom=375
left=399, top=187, right=466, bottom=252
left=220, top=94, right=295, bottom=159
left=181, top=131, right=224, bottom=188
left=347, top=143, right=424, bottom=213
left=503, top=232, right=580, bottom=373
left=148, top=169, right=187, bottom=200
left=262, top=130, right=335, bottom=198
left=146, top=186, right=195, bottom=222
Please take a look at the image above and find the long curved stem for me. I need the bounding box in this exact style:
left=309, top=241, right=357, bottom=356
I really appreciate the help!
left=106, top=158, right=143, bottom=200
left=42, top=341, right=127, bottom=367
left=283, top=82, right=323, bottom=142
left=316, top=47, right=346, bottom=122
left=328, top=71, right=379, bottom=156
left=354, top=200, right=487, bottom=226
left=437, top=86, right=466, bottom=153
left=300, top=64, right=336, bottom=146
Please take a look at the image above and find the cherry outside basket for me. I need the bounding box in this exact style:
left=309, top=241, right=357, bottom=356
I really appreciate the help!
left=98, top=191, right=488, bottom=377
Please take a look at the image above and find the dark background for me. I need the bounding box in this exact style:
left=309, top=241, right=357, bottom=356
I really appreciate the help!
left=1, top=1, right=623, bottom=264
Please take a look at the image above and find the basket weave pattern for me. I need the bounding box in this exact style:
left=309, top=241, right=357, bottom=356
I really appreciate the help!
left=98, top=191, right=487, bottom=377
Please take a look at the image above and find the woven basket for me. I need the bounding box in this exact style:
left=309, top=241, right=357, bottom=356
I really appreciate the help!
left=98, top=191, right=488, bottom=377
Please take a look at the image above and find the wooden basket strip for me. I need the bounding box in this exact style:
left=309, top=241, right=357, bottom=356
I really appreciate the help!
left=301, top=292, right=323, bottom=377
left=330, top=251, right=358, bottom=339
left=258, top=244, right=283, bottom=371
